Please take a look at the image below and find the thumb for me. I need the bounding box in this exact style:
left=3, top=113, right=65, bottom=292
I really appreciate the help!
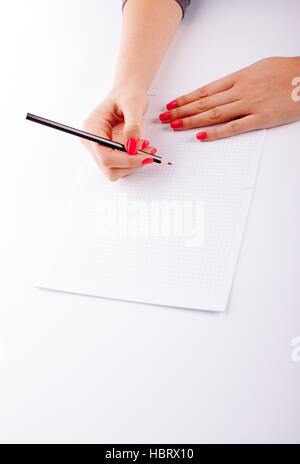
left=121, top=99, right=143, bottom=155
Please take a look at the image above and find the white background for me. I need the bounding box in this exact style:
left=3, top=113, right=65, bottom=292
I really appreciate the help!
left=0, top=0, right=299, bottom=444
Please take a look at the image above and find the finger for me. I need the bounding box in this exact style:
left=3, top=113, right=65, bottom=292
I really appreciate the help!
left=141, top=139, right=150, bottom=150
left=167, top=74, right=235, bottom=109
left=92, top=141, right=158, bottom=169
left=92, top=145, right=154, bottom=169
left=196, top=115, right=261, bottom=141
left=103, top=150, right=156, bottom=182
left=140, top=143, right=157, bottom=154
left=170, top=101, right=245, bottom=131
left=160, top=89, right=237, bottom=123
left=85, top=118, right=141, bottom=169
left=83, top=116, right=115, bottom=166
left=121, top=97, right=143, bottom=154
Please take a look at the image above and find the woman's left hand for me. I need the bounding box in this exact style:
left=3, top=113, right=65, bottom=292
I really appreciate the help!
left=159, top=56, right=300, bottom=141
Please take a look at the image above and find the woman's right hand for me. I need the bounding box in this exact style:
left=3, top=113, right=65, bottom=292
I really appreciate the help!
left=82, top=85, right=157, bottom=182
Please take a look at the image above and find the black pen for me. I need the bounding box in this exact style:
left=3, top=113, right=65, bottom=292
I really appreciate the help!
left=26, top=113, right=172, bottom=165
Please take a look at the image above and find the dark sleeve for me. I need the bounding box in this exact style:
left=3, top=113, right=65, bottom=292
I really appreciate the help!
left=122, top=0, right=191, bottom=19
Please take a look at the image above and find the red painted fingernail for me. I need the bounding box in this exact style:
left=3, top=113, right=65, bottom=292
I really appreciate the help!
left=171, top=119, right=183, bottom=129
left=142, top=158, right=154, bottom=165
left=196, top=131, right=207, bottom=140
left=159, top=111, right=171, bottom=122
left=150, top=148, right=157, bottom=155
left=166, top=100, right=178, bottom=110
left=141, top=140, right=150, bottom=149
left=127, top=138, right=139, bottom=155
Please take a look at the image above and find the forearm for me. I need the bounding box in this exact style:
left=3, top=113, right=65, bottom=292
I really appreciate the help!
left=113, top=0, right=182, bottom=91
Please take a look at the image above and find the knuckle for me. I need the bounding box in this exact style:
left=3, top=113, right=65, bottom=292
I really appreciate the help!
left=106, top=170, right=118, bottom=182
left=101, top=155, right=113, bottom=168
left=209, top=107, right=222, bottom=121
left=228, top=120, right=240, bottom=131
left=134, top=157, right=142, bottom=167
left=126, top=122, right=142, bottom=131
left=128, top=158, right=139, bottom=168
left=197, top=87, right=208, bottom=99
left=195, top=100, right=208, bottom=112
left=83, top=117, right=99, bottom=135
left=178, top=96, right=187, bottom=106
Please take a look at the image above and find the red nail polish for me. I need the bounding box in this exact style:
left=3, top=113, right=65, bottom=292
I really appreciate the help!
left=166, top=100, right=178, bottom=110
left=141, top=140, right=150, bottom=149
left=171, top=119, right=182, bottom=129
left=196, top=132, right=207, bottom=140
left=142, top=158, right=154, bottom=165
left=150, top=148, right=157, bottom=155
left=127, top=138, right=139, bottom=155
left=159, top=111, right=171, bottom=122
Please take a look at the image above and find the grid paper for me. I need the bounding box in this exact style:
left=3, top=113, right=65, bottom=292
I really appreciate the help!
left=36, top=98, right=266, bottom=311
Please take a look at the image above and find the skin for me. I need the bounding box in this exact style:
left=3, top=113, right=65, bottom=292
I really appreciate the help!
left=83, top=0, right=182, bottom=181
left=162, top=56, right=300, bottom=140
left=83, top=1, right=300, bottom=181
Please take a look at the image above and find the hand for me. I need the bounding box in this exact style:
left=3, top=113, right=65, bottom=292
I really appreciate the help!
left=83, top=86, right=157, bottom=181
left=159, top=57, right=300, bottom=140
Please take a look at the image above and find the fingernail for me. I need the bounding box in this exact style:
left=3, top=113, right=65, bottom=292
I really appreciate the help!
left=159, top=111, right=171, bottom=122
left=150, top=148, right=157, bottom=155
left=127, top=138, right=139, bottom=155
left=142, top=158, right=154, bottom=165
left=196, top=131, right=207, bottom=140
left=166, top=100, right=178, bottom=110
left=170, top=119, right=182, bottom=129
left=141, top=140, right=150, bottom=149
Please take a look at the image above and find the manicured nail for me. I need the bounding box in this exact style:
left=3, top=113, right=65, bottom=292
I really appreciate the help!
left=141, top=140, right=150, bottom=149
left=171, top=119, right=183, bottom=129
left=196, top=131, right=207, bottom=140
left=150, top=148, right=157, bottom=155
left=166, top=100, right=178, bottom=110
left=142, top=158, right=154, bottom=165
left=159, top=111, right=171, bottom=122
left=127, top=138, right=139, bottom=155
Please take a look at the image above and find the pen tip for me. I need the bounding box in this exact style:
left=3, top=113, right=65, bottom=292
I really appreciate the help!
left=168, top=162, right=172, bottom=165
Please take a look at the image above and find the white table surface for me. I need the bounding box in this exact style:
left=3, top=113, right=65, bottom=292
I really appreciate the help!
left=0, top=0, right=299, bottom=444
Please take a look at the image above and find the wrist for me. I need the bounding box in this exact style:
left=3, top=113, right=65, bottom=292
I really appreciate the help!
left=110, top=82, right=148, bottom=100
left=108, top=84, right=149, bottom=117
left=111, top=80, right=148, bottom=94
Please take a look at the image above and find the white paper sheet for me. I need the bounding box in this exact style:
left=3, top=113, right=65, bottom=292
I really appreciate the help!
left=35, top=97, right=265, bottom=311
left=33, top=0, right=269, bottom=311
